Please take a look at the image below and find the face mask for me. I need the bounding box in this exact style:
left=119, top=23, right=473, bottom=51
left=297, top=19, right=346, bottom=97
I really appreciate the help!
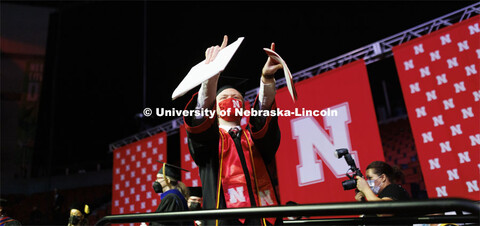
left=367, top=179, right=375, bottom=189
left=367, top=178, right=382, bottom=194
left=218, top=98, right=242, bottom=122
left=69, top=215, right=81, bottom=225
left=372, top=184, right=381, bottom=194
left=189, top=202, right=202, bottom=211
left=152, top=181, right=162, bottom=193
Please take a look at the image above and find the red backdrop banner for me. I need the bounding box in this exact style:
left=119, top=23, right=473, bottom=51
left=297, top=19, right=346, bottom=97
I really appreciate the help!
left=180, top=125, right=202, bottom=187
left=393, top=16, right=480, bottom=200
left=112, top=132, right=167, bottom=219
left=275, top=60, right=384, bottom=204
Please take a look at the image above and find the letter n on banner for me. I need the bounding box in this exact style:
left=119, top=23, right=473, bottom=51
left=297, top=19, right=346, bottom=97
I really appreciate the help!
left=180, top=125, right=202, bottom=187
left=275, top=60, right=384, bottom=204
left=393, top=15, right=479, bottom=200
left=112, top=132, right=167, bottom=214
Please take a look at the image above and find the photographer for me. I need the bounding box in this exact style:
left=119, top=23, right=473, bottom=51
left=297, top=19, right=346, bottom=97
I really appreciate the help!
left=355, top=161, right=410, bottom=201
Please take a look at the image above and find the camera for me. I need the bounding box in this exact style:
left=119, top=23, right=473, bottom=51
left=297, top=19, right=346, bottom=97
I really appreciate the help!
left=335, top=148, right=363, bottom=190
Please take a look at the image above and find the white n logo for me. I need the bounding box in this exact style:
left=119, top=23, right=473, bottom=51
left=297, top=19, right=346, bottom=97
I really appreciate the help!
left=436, top=186, right=448, bottom=197
left=458, top=151, right=471, bottom=164
left=466, top=180, right=479, bottom=192
left=420, top=66, right=431, bottom=77
left=259, top=190, right=274, bottom=206
left=443, top=98, right=455, bottom=110
left=415, top=106, right=426, bottom=118
left=470, top=134, right=480, bottom=146
left=429, top=51, right=441, bottom=62
left=461, top=107, right=474, bottom=119
left=414, top=44, right=424, bottom=55
left=436, top=73, right=447, bottom=85
left=292, top=103, right=358, bottom=186
left=404, top=60, right=414, bottom=71
left=468, top=23, right=480, bottom=35
left=439, top=141, right=451, bottom=153
left=458, top=40, right=469, bottom=52
left=447, top=57, right=458, bottom=68
left=426, top=90, right=437, bottom=101
left=228, top=187, right=246, bottom=204
left=473, top=90, right=480, bottom=102
left=454, top=81, right=466, bottom=93
left=440, top=34, right=451, bottom=45
left=446, top=169, right=459, bottom=181
left=422, top=132, right=433, bottom=143
left=429, top=158, right=441, bottom=170
left=232, top=99, right=241, bottom=109
left=432, top=115, right=444, bottom=127
left=450, top=124, right=462, bottom=136
left=465, top=64, right=477, bottom=76
left=410, top=82, right=420, bottom=94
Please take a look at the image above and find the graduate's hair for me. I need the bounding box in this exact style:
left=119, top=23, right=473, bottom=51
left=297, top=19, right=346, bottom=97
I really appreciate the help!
left=166, top=176, right=190, bottom=200
left=366, top=161, right=404, bottom=184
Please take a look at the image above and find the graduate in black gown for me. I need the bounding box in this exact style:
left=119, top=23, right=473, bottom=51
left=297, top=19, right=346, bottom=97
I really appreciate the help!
left=151, top=162, right=191, bottom=226
left=183, top=35, right=283, bottom=226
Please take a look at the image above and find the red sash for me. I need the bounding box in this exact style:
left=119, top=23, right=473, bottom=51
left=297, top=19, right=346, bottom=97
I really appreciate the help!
left=217, top=128, right=278, bottom=225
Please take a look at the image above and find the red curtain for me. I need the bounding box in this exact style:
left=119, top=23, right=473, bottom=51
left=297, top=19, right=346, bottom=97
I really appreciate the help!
left=180, top=125, right=202, bottom=187
left=393, top=16, right=480, bottom=200
left=112, top=132, right=168, bottom=217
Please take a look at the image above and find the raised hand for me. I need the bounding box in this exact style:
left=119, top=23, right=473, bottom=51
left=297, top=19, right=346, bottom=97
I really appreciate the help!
left=262, top=42, right=283, bottom=80
left=205, top=35, right=228, bottom=64
left=355, top=176, right=370, bottom=193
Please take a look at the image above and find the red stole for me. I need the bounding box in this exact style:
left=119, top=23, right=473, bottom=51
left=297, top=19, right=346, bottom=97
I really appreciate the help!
left=217, top=128, right=278, bottom=225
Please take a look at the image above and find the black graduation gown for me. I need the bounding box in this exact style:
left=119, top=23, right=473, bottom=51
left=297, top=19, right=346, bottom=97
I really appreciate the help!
left=151, top=189, right=191, bottom=226
left=184, top=93, right=281, bottom=225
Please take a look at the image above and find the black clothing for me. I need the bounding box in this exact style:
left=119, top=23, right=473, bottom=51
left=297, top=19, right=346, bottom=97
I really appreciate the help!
left=378, top=184, right=411, bottom=201
left=151, top=189, right=190, bottom=226
left=184, top=93, right=281, bottom=225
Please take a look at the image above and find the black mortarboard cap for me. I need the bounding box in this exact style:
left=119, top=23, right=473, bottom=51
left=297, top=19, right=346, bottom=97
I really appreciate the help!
left=157, top=161, right=188, bottom=181
left=216, top=75, right=249, bottom=97
left=188, top=187, right=203, bottom=197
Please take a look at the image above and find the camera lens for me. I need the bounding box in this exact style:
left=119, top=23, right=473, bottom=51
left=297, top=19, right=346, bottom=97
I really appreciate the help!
left=342, top=179, right=357, bottom=190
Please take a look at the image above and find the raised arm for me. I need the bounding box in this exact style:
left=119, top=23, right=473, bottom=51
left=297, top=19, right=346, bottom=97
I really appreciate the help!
left=259, top=42, right=283, bottom=110
left=196, top=35, right=228, bottom=110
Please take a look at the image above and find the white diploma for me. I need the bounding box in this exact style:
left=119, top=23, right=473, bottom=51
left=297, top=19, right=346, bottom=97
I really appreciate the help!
left=172, top=37, right=245, bottom=100
left=263, top=48, right=297, bottom=102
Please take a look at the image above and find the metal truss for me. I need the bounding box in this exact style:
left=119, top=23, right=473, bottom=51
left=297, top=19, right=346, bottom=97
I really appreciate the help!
left=109, top=2, right=480, bottom=151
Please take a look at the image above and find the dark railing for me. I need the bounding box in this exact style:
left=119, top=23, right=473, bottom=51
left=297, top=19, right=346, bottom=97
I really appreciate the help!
left=96, top=198, right=479, bottom=225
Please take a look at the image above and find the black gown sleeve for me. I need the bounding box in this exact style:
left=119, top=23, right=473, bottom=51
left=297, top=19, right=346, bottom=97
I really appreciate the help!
left=183, top=92, right=219, bottom=167
left=151, top=194, right=190, bottom=226
left=155, top=194, right=184, bottom=213
left=249, top=97, right=281, bottom=165
left=183, top=93, right=222, bottom=215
